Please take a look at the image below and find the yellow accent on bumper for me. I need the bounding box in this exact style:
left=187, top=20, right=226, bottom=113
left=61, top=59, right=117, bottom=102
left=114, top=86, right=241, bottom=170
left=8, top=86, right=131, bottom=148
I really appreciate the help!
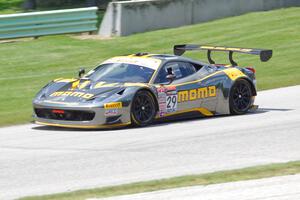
left=157, top=107, right=214, bottom=119
left=35, top=121, right=131, bottom=129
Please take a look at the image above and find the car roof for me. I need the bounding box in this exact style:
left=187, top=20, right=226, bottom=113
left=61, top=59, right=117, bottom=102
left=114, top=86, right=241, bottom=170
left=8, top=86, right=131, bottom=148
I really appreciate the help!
left=148, top=54, right=209, bottom=66
left=101, top=53, right=209, bottom=71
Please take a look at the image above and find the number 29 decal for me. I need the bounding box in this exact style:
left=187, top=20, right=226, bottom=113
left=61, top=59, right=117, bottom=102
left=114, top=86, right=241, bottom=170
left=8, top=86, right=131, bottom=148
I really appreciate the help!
left=166, top=94, right=177, bottom=113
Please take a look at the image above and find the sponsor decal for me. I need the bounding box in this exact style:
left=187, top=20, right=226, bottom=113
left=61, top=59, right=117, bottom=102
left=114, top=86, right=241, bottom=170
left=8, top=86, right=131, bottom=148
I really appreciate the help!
left=50, top=91, right=94, bottom=99
left=157, top=86, right=178, bottom=116
left=104, top=102, right=123, bottom=117
left=165, top=85, right=176, bottom=91
left=178, top=86, right=216, bottom=103
left=157, top=87, right=167, bottom=117
left=105, top=109, right=119, bottom=116
left=104, top=102, right=123, bottom=109
left=166, top=90, right=177, bottom=113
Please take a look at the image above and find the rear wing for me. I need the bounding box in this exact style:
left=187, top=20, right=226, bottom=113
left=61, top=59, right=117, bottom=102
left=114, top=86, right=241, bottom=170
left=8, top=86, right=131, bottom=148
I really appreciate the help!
left=173, top=44, right=272, bottom=66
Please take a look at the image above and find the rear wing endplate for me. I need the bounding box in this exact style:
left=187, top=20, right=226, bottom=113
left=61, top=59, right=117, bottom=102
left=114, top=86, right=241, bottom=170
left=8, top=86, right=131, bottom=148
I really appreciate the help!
left=173, top=44, right=272, bottom=66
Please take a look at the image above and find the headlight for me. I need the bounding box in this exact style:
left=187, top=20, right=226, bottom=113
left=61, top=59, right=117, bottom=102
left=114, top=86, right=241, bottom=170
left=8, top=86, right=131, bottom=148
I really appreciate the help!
left=35, top=81, right=53, bottom=100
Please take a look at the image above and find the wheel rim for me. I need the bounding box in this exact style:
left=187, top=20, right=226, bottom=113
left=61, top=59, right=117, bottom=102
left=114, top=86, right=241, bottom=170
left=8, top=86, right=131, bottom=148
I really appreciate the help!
left=232, top=82, right=251, bottom=112
left=133, top=93, right=155, bottom=123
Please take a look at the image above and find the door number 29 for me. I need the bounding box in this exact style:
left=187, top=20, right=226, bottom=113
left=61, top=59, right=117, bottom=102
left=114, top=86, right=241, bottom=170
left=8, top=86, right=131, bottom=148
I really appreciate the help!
left=166, top=95, right=177, bottom=112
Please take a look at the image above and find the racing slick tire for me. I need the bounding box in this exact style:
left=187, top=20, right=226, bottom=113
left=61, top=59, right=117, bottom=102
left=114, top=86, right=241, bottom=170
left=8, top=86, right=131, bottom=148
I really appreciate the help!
left=131, top=90, right=156, bottom=127
left=229, top=79, right=253, bottom=115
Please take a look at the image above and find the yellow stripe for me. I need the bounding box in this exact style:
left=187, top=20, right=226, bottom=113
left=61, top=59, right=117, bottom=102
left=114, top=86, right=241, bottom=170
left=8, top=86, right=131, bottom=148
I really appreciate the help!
left=156, top=107, right=213, bottom=119
left=156, top=71, right=223, bottom=87
left=166, top=68, right=243, bottom=87
left=149, top=69, right=159, bottom=83
left=127, top=54, right=135, bottom=57
left=54, top=78, right=77, bottom=83
left=78, top=80, right=91, bottom=89
left=71, top=80, right=80, bottom=90
left=223, top=68, right=246, bottom=81
left=124, top=83, right=149, bottom=87
left=35, top=121, right=131, bottom=129
left=53, top=78, right=63, bottom=82
left=94, top=82, right=120, bottom=88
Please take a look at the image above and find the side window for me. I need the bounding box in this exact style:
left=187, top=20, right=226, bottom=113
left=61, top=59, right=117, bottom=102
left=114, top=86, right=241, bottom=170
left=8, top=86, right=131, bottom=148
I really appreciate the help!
left=155, top=62, right=197, bottom=84
left=180, top=62, right=197, bottom=76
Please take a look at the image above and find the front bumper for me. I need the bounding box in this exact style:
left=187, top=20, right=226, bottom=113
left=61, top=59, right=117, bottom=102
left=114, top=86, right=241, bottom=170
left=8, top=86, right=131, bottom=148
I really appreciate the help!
left=33, top=101, right=131, bottom=129
left=35, top=121, right=131, bottom=129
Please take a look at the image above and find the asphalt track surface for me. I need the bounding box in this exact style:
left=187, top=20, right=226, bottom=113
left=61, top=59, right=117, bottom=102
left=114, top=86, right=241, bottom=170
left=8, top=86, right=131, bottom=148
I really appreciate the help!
left=97, top=175, right=300, bottom=200
left=0, top=85, right=299, bottom=199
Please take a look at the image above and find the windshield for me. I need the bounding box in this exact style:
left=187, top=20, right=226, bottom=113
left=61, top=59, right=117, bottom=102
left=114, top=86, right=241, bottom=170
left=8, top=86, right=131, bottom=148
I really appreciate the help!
left=85, top=63, right=155, bottom=83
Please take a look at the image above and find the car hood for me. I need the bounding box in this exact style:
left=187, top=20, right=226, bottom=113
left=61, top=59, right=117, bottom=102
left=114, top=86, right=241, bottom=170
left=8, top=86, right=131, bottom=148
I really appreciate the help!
left=38, top=78, right=149, bottom=103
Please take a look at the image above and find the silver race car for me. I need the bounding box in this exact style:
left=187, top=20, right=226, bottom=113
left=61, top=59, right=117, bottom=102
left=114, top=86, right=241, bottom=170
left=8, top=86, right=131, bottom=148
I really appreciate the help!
left=33, top=44, right=272, bottom=129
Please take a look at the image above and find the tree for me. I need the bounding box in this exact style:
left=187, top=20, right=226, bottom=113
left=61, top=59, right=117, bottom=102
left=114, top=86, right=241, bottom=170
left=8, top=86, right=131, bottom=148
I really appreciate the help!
left=23, top=0, right=37, bottom=10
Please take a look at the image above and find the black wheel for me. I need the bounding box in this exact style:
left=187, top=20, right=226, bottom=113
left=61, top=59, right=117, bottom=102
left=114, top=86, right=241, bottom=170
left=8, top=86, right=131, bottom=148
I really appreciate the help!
left=229, top=79, right=253, bottom=115
left=131, top=90, right=156, bottom=126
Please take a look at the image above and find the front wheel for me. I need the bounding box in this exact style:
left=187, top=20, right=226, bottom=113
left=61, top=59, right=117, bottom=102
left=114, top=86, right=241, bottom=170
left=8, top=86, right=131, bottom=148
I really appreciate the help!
left=131, top=90, right=156, bottom=127
left=229, top=79, right=253, bottom=115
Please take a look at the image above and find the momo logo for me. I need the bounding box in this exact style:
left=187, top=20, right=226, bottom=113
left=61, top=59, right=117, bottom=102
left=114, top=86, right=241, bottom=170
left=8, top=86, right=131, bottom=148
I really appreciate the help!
left=50, top=91, right=94, bottom=99
left=178, top=86, right=216, bottom=103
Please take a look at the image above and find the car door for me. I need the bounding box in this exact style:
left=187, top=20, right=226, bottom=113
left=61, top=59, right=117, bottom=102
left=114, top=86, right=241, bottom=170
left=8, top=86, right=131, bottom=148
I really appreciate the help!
left=154, top=61, right=218, bottom=116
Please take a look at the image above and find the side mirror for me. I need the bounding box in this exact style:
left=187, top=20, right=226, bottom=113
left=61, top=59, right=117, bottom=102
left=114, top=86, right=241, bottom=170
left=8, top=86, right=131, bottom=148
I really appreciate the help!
left=166, top=74, right=176, bottom=84
left=78, top=68, right=85, bottom=78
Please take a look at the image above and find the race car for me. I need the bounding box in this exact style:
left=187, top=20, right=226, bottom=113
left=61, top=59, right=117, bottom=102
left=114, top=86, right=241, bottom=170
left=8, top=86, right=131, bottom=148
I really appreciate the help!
left=32, top=44, right=272, bottom=129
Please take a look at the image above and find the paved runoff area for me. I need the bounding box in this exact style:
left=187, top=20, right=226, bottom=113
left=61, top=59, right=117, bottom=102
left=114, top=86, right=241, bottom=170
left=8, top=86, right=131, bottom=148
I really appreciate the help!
left=0, top=85, right=300, bottom=199
left=94, top=175, right=300, bottom=200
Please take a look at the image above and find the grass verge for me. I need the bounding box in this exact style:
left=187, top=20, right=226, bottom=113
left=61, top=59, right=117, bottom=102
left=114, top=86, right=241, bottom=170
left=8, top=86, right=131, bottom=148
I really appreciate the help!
left=19, top=161, right=300, bottom=200
left=0, top=7, right=299, bottom=126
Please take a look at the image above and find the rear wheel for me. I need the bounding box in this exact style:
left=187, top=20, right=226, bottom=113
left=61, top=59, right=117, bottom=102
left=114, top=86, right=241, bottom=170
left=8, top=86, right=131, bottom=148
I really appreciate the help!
left=131, top=90, right=156, bottom=126
left=229, top=79, right=253, bottom=115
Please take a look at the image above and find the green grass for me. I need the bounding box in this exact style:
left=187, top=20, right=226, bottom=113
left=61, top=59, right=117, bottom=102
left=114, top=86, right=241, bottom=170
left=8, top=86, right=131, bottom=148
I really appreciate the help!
left=19, top=161, right=300, bottom=200
left=0, top=7, right=299, bottom=126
